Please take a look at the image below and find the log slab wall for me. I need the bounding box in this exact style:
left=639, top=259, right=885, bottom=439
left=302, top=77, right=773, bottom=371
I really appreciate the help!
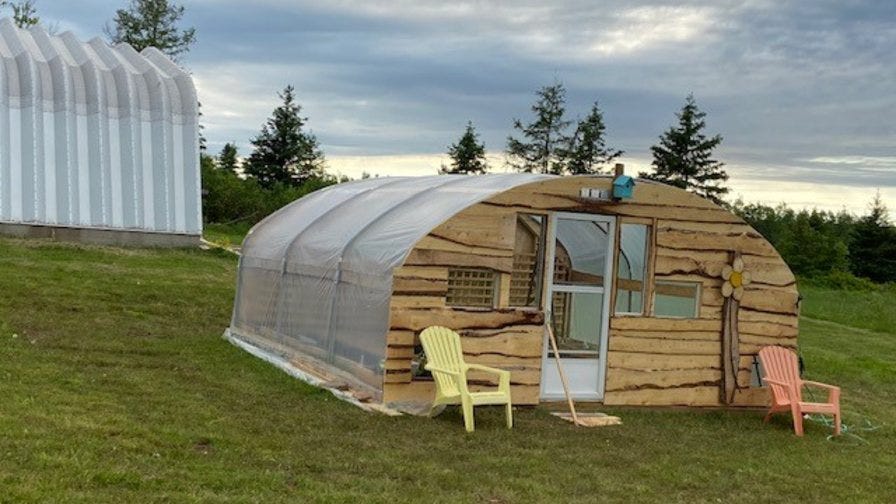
left=383, top=177, right=799, bottom=408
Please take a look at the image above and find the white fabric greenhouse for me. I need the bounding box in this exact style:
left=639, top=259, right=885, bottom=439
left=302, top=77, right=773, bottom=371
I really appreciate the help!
left=229, top=174, right=552, bottom=397
left=0, top=19, right=200, bottom=236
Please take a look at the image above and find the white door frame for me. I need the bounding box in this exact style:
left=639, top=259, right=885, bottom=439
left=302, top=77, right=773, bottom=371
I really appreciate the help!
left=540, top=212, right=616, bottom=401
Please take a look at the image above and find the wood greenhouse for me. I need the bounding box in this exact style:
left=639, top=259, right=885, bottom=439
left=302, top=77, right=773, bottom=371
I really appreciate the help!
left=228, top=172, right=799, bottom=411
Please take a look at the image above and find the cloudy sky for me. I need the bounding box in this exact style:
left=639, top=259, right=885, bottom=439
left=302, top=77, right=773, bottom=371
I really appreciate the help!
left=37, top=0, right=896, bottom=217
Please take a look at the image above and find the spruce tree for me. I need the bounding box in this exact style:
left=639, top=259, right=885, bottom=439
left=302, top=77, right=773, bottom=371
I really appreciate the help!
left=218, top=142, right=240, bottom=174
left=640, top=94, right=729, bottom=203
left=106, top=0, right=195, bottom=60
left=566, top=101, right=623, bottom=175
left=506, top=83, right=571, bottom=174
left=2, top=0, right=39, bottom=27
left=850, top=193, right=896, bottom=282
left=244, top=85, right=325, bottom=189
left=440, top=122, right=488, bottom=174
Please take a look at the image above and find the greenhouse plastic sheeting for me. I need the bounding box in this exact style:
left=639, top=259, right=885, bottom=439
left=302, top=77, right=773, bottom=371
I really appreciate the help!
left=0, top=20, right=200, bottom=234
left=230, top=174, right=552, bottom=396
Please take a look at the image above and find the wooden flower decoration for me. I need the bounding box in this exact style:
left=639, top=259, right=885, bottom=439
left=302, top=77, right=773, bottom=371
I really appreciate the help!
left=721, top=256, right=752, bottom=301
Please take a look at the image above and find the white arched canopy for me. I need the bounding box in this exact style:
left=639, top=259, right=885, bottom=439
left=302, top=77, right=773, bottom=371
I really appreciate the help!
left=0, top=19, right=200, bottom=234
left=231, top=174, right=553, bottom=395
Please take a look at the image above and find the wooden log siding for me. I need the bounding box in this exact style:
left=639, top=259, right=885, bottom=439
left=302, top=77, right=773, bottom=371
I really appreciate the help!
left=383, top=177, right=798, bottom=408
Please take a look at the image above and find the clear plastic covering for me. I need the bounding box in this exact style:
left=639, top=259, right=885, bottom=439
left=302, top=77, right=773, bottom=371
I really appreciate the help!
left=230, top=174, right=552, bottom=397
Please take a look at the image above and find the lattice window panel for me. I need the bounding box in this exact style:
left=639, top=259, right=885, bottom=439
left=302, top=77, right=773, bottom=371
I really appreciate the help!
left=446, top=268, right=497, bottom=308
left=510, top=252, right=538, bottom=306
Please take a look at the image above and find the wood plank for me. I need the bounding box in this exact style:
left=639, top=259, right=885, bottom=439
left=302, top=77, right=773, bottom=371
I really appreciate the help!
left=386, top=346, right=415, bottom=359
left=610, top=317, right=722, bottom=332
left=738, top=321, right=799, bottom=338
left=604, top=386, right=720, bottom=406
left=739, top=288, right=800, bottom=315
left=610, top=328, right=721, bottom=342
left=390, top=307, right=544, bottom=332
left=458, top=330, right=543, bottom=358
left=403, top=248, right=514, bottom=274
left=386, top=330, right=415, bottom=346
left=390, top=295, right=446, bottom=309
left=392, top=276, right=448, bottom=295
left=731, top=387, right=770, bottom=407
left=384, top=370, right=412, bottom=383
left=383, top=380, right=540, bottom=406
left=497, top=273, right=511, bottom=307
left=607, top=351, right=720, bottom=370
left=606, top=368, right=721, bottom=391
left=656, top=229, right=780, bottom=257
left=415, top=234, right=514, bottom=258
left=608, top=335, right=720, bottom=355
left=428, top=207, right=515, bottom=250
left=393, top=266, right=448, bottom=281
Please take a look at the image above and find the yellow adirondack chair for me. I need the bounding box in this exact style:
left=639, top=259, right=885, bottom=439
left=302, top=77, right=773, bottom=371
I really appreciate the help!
left=419, top=326, right=513, bottom=432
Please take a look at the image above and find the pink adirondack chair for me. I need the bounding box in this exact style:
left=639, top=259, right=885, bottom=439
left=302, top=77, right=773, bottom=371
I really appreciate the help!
left=758, top=346, right=841, bottom=436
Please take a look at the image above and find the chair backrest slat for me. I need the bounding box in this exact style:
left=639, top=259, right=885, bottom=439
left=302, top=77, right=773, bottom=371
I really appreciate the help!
left=758, top=346, right=802, bottom=405
left=419, top=326, right=465, bottom=396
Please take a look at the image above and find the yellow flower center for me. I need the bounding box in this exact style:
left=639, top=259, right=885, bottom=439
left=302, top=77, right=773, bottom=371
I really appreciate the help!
left=729, top=271, right=743, bottom=288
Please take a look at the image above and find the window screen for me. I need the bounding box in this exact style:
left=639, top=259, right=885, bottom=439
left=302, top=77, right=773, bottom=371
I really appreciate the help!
left=446, top=268, right=498, bottom=308
left=654, top=281, right=701, bottom=318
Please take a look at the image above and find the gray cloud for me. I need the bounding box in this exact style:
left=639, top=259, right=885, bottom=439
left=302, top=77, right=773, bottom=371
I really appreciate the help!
left=34, top=0, right=896, bottom=208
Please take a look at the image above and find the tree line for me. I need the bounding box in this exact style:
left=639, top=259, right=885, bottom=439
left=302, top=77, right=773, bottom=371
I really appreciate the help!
left=732, top=195, right=895, bottom=285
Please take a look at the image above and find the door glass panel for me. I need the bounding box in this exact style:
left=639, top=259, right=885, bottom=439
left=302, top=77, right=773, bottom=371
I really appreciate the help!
left=550, top=291, right=604, bottom=356
left=553, top=218, right=610, bottom=286
left=615, top=223, right=649, bottom=314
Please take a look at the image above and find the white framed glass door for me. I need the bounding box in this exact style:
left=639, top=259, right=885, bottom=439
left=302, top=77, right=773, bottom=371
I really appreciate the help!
left=540, top=212, right=615, bottom=401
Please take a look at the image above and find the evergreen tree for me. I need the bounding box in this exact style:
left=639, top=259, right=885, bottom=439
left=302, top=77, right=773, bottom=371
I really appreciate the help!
left=566, top=101, right=623, bottom=175
left=106, top=0, right=195, bottom=60
left=506, top=82, right=571, bottom=174
left=218, top=142, right=239, bottom=174
left=244, top=85, right=325, bottom=189
left=640, top=94, right=729, bottom=203
left=1, top=0, right=39, bottom=27
left=849, top=193, right=896, bottom=282
left=440, top=121, right=488, bottom=174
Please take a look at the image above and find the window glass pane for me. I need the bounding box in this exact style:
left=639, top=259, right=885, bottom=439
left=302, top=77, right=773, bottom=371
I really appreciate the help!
left=550, top=291, right=604, bottom=356
left=510, top=214, right=546, bottom=307
left=554, top=218, right=610, bottom=287
left=615, top=223, right=649, bottom=314
left=654, top=281, right=700, bottom=318
left=446, top=268, right=497, bottom=308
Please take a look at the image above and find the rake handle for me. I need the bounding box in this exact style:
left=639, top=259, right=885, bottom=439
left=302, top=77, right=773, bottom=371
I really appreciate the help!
left=546, top=320, right=581, bottom=426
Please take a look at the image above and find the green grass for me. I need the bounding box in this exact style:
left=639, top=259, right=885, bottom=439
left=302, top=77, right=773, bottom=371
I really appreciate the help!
left=799, top=282, right=896, bottom=334
left=0, top=237, right=893, bottom=503
left=202, top=222, right=252, bottom=249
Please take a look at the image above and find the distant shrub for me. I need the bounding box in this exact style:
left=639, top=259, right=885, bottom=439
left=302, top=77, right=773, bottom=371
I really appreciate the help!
left=800, top=271, right=882, bottom=291
left=201, top=154, right=341, bottom=226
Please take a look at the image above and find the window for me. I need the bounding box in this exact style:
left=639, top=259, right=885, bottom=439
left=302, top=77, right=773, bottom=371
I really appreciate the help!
left=509, top=214, right=546, bottom=307
left=653, top=281, right=701, bottom=318
left=446, top=268, right=498, bottom=308
left=615, top=223, right=649, bottom=314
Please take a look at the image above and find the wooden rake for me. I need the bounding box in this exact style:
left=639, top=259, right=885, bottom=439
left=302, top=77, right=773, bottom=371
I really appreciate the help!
left=545, top=318, right=621, bottom=428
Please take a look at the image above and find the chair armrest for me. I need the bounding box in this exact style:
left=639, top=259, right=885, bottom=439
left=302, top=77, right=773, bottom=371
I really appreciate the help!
left=425, top=364, right=461, bottom=376
left=802, top=380, right=840, bottom=403
left=465, top=364, right=511, bottom=389
left=763, top=377, right=800, bottom=400
left=426, top=364, right=470, bottom=394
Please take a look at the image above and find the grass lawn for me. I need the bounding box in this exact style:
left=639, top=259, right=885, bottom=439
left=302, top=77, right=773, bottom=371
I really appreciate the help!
left=0, top=238, right=893, bottom=503
left=202, top=222, right=253, bottom=249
